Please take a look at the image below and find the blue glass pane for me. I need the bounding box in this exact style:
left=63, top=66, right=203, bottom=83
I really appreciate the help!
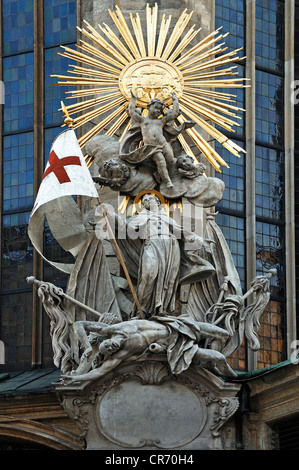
left=255, top=145, right=284, bottom=220
left=44, top=126, right=66, bottom=165
left=44, top=0, right=77, bottom=47
left=2, top=132, right=34, bottom=212
left=255, top=0, right=285, bottom=73
left=215, top=140, right=245, bottom=213
left=215, top=0, right=245, bottom=141
left=214, top=213, right=245, bottom=289
left=255, top=70, right=284, bottom=147
left=2, top=0, right=34, bottom=56
left=214, top=63, right=245, bottom=139
left=215, top=0, right=245, bottom=50
left=44, top=45, right=76, bottom=126
left=3, top=53, right=34, bottom=134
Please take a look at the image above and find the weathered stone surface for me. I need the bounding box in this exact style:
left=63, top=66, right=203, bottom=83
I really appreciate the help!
left=55, top=359, right=241, bottom=450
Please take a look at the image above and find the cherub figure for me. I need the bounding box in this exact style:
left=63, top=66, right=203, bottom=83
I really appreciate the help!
left=119, top=91, right=194, bottom=189
left=127, top=90, right=179, bottom=188
left=176, top=154, right=206, bottom=179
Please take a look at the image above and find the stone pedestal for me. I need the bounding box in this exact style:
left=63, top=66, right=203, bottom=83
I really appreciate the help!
left=54, top=357, right=241, bottom=450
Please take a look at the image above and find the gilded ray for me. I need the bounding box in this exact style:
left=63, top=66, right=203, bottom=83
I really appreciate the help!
left=110, top=6, right=141, bottom=60
left=65, top=87, right=120, bottom=98
left=167, top=25, right=201, bottom=63
left=66, top=67, right=119, bottom=80
left=81, top=21, right=129, bottom=66
left=105, top=110, right=129, bottom=136
left=59, top=45, right=121, bottom=72
left=183, top=66, right=239, bottom=80
left=179, top=104, right=245, bottom=158
left=119, top=120, right=132, bottom=141
left=161, top=9, right=193, bottom=60
left=71, top=96, right=126, bottom=128
left=78, top=102, right=129, bottom=147
left=52, top=77, right=119, bottom=87
left=177, top=44, right=229, bottom=71
left=53, top=3, right=248, bottom=171
left=182, top=50, right=246, bottom=75
left=180, top=96, right=240, bottom=131
left=146, top=3, right=158, bottom=57
left=155, top=13, right=172, bottom=58
left=176, top=134, right=198, bottom=162
left=99, top=23, right=135, bottom=63
left=183, top=91, right=245, bottom=115
left=77, top=41, right=124, bottom=70
left=183, top=86, right=238, bottom=101
left=130, top=12, right=147, bottom=57
left=61, top=91, right=123, bottom=115
left=173, top=28, right=227, bottom=66
left=183, top=79, right=249, bottom=88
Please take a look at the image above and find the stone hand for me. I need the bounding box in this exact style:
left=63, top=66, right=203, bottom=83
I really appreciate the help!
left=100, top=203, right=114, bottom=217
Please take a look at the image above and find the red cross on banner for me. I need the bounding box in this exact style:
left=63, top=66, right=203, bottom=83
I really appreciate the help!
left=42, top=150, right=82, bottom=184
left=30, top=128, right=98, bottom=218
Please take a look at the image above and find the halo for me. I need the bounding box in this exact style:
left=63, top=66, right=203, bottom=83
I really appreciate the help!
left=132, top=189, right=166, bottom=214
left=53, top=3, right=248, bottom=172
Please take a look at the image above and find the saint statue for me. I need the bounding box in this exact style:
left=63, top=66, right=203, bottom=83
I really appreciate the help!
left=103, top=193, right=215, bottom=319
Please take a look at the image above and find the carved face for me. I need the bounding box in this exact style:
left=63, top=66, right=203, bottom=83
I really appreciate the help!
left=104, top=159, right=122, bottom=177
left=98, top=339, right=120, bottom=355
left=148, top=101, right=164, bottom=118
left=177, top=154, right=195, bottom=170
left=142, top=194, right=160, bottom=210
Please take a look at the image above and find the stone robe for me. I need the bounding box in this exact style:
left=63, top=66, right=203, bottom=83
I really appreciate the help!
left=110, top=208, right=215, bottom=318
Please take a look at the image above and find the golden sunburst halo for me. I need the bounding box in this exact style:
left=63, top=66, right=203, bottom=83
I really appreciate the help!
left=52, top=3, right=249, bottom=173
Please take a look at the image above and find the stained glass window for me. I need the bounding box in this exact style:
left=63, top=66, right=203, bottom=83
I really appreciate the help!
left=2, top=0, right=34, bottom=56
left=2, top=132, right=34, bottom=213
left=3, top=53, right=34, bottom=134
left=44, top=0, right=77, bottom=47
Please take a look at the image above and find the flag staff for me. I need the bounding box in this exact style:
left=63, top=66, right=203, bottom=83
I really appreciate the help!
left=60, top=102, right=145, bottom=319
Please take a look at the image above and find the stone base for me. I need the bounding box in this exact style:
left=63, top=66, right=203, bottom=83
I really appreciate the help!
left=54, top=357, right=241, bottom=450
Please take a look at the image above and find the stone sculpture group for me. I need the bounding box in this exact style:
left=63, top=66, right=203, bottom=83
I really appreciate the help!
left=28, top=93, right=275, bottom=387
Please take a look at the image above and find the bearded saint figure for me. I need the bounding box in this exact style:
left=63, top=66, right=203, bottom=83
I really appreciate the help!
left=103, top=194, right=215, bottom=319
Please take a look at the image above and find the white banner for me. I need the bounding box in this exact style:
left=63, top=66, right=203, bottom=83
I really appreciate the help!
left=28, top=128, right=98, bottom=273
left=32, top=128, right=98, bottom=216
